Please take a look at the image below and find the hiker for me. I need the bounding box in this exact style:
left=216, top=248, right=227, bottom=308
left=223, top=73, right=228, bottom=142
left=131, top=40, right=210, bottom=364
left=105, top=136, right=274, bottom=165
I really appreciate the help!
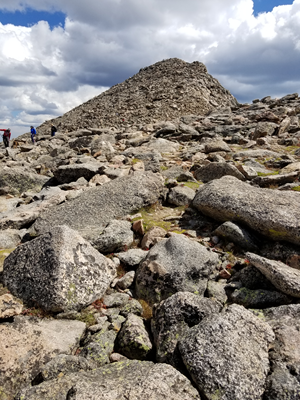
left=0, top=128, right=11, bottom=148
left=51, top=124, right=57, bottom=137
left=30, top=126, right=37, bottom=144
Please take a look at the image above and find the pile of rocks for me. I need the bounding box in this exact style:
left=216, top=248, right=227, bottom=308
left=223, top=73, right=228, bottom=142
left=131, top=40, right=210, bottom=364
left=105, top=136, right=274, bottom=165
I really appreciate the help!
left=1, top=59, right=300, bottom=399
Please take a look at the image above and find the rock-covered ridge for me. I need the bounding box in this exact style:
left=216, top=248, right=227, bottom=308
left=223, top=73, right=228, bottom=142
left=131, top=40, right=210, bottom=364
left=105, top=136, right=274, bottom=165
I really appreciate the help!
left=36, top=58, right=238, bottom=135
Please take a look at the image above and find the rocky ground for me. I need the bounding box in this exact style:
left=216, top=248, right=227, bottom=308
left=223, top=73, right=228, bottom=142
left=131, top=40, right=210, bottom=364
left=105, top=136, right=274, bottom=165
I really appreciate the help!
left=1, top=59, right=300, bottom=399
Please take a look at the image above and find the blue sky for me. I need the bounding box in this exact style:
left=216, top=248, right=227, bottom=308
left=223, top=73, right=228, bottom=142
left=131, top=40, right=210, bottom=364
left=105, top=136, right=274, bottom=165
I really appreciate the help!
left=0, top=0, right=299, bottom=138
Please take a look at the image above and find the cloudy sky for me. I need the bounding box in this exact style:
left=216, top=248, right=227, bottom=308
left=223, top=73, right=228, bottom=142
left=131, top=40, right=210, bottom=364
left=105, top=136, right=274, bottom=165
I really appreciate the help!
left=0, top=0, right=299, bottom=138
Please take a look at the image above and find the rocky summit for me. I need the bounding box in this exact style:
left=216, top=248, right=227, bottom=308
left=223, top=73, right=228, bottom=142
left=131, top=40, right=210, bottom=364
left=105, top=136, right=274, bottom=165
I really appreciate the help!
left=1, top=58, right=300, bottom=399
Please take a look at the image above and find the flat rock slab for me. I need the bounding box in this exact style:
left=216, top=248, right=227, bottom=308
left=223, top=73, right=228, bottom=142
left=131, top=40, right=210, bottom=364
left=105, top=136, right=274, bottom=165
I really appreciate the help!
left=179, top=304, right=275, bottom=400
left=33, top=172, right=165, bottom=241
left=246, top=252, right=300, bottom=298
left=0, top=316, right=85, bottom=399
left=3, top=225, right=117, bottom=312
left=16, top=360, right=201, bottom=400
left=193, top=175, right=300, bottom=245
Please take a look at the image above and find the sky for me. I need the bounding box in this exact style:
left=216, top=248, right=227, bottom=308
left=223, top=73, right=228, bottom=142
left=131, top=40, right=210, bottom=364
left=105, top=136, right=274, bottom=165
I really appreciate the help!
left=0, top=1, right=299, bottom=138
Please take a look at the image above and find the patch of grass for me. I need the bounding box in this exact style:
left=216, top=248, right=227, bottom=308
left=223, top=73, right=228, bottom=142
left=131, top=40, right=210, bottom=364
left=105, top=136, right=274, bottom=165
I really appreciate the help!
left=292, top=186, right=300, bottom=191
left=160, top=165, right=169, bottom=171
left=285, top=145, right=300, bottom=153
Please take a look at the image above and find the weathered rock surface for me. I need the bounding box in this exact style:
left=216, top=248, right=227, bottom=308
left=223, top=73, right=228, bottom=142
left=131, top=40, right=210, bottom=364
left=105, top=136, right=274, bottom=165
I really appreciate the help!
left=116, top=314, right=152, bottom=360
left=3, top=225, right=117, bottom=311
left=179, top=304, right=275, bottom=400
left=151, top=292, right=221, bottom=368
left=16, top=360, right=201, bottom=400
left=136, top=234, right=220, bottom=305
left=194, top=162, right=245, bottom=182
left=193, top=175, right=300, bottom=245
left=0, top=168, right=49, bottom=195
left=262, top=304, right=300, bottom=399
left=33, top=172, right=165, bottom=241
left=246, top=252, right=300, bottom=298
left=0, top=316, right=85, bottom=399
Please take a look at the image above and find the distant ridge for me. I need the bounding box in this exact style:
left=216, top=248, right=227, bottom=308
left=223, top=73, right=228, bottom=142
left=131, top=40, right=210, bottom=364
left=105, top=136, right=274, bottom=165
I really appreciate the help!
left=37, top=58, right=238, bottom=134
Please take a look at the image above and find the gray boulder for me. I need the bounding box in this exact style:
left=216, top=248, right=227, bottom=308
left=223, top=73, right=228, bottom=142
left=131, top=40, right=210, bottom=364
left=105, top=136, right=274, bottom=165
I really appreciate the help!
left=167, top=185, right=195, bottom=206
left=151, top=292, right=221, bottom=368
left=0, top=316, right=85, bottom=400
left=179, top=304, right=275, bottom=400
left=0, top=168, right=49, bottom=195
left=115, top=248, right=148, bottom=267
left=193, top=175, right=300, bottom=245
left=92, top=220, right=133, bottom=253
left=230, top=287, right=293, bottom=308
left=213, top=221, right=259, bottom=251
left=33, top=172, right=165, bottom=241
left=194, top=162, right=245, bottom=182
left=246, top=252, right=300, bottom=298
left=116, top=313, right=152, bottom=360
left=262, top=304, right=300, bottom=399
left=3, top=225, right=117, bottom=312
left=16, top=360, right=201, bottom=400
left=53, top=163, right=105, bottom=184
left=135, top=234, right=220, bottom=305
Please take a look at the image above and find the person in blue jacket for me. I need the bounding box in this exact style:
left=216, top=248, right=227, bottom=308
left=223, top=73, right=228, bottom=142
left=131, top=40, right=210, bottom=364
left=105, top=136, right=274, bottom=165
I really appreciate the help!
left=30, top=126, right=37, bottom=144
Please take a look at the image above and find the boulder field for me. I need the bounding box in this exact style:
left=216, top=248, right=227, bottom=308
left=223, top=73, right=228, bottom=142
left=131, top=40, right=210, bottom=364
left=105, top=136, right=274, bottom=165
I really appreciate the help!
left=1, top=59, right=300, bottom=399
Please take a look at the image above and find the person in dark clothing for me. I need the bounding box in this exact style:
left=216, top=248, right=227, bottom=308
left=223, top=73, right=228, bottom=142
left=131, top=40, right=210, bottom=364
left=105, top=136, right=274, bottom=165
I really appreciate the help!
left=51, top=124, right=57, bottom=137
left=30, top=126, right=37, bottom=144
left=0, top=128, right=11, bottom=147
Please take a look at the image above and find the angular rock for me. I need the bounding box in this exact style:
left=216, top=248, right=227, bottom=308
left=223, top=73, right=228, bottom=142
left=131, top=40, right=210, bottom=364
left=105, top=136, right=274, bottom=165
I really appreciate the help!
left=194, top=162, right=245, bottom=182
left=0, top=293, right=23, bottom=318
left=213, top=221, right=259, bottom=251
left=246, top=252, right=300, bottom=298
left=115, top=248, right=148, bottom=267
left=53, top=163, right=105, bottom=184
left=151, top=292, right=220, bottom=368
left=81, top=322, right=117, bottom=366
left=16, top=360, right=201, bottom=400
left=230, top=287, right=293, bottom=308
left=0, top=316, right=85, bottom=399
left=116, top=314, right=152, bottom=360
left=0, top=168, right=49, bottom=195
left=262, top=304, right=300, bottom=399
left=167, top=185, right=195, bottom=206
left=33, top=172, right=165, bottom=241
left=136, top=234, right=220, bottom=305
left=3, top=225, right=117, bottom=312
left=193, top=175, right=300, bottom=245
left=179, top=304, right=275, bottom=400
left=91, top=220, right=133, bottom=253
left=141, top=225, right=167, bottom=249
left=204, top=139, right=231, bottom=153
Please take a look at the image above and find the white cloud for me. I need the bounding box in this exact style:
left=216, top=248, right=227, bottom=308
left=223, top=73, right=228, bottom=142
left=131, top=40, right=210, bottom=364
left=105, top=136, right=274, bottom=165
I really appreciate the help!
left=0, top=0, right=299, bottom=138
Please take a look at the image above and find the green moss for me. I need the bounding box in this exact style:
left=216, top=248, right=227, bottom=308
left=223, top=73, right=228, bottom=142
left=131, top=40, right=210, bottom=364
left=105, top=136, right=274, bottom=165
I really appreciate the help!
left=183, top=182, right=200, bottom=190
left=76, top=312, right=96, bottom=327
left=257, top=171, right=279, bottom=177
left=268, top=229, right=287, bottom=239
left=160, top=165, right=169, bottom=171
left=292, top=186, right=300, bottom=191
left=132, top=158, right=141, bottom=165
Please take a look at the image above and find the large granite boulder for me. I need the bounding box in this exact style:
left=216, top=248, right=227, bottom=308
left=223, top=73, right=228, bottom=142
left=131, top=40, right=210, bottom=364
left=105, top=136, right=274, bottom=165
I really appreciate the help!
left=33, top=172, right=165, bottom=241
left=193, top=175, right=300, bottom=245
left=179, top=304, right=275, bottom=400
left=3, top=225, right=117, bottom=312
left=135, top=234, right=220, bottom=305
left=0, top=316, right=85, bottom=400
left=16, top=360, right=201, bottom=400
